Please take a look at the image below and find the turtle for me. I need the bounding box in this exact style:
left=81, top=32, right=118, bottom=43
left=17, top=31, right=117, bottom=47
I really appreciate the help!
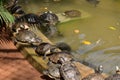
left=43, top=63, right=61, bottom=80
left=53, top=0, right=61, bottom=2
left=105, top=66, right=120, bottom=80
left=48, top=51, right=73, bottom=65
left=62, top=10, right=81, bottom=17
left=35, top=42, right=61, bottom=59
left=16, top=13, right=41, bottom=26
left=5, top=0, right=18, bottom=9
left=12, top=22, right=30, bottom=33
left=56, top=42, right=72, bottom=52
left=9, top=4, right=25, bottom=17
left=39, top=11, right=59, bottom=37
left=13, top=29, right=42, bottom=45
left=86, top=0, right=100, bottom=7
left=46, top=25, right=59, bottom=37
left=82, top=65, right=105, bottom=80
left=6, top=0, right=25, bottom=18
left=59, top=57, right=82, bottom=80
left=39, top=11, right=59, bottom=26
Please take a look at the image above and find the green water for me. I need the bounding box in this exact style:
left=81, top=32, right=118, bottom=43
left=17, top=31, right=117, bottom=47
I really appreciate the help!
left=20, top=0, right=120, bottom=74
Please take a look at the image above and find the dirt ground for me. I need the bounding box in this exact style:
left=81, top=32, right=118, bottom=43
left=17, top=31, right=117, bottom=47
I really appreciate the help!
left=0, top=39, right=53, bottom=80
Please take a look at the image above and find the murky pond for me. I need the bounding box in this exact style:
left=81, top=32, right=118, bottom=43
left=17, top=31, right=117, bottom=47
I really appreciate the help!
left=20, top=0, right=120, bottom=74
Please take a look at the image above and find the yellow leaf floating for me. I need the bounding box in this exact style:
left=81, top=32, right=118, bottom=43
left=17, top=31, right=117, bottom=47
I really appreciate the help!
left=118, top=36, right=120, bottom=39
left=44, top=7, right=48, bottom=10
left=82, top=40, right=91, bottom=45
left=74, top=29, right=80, bottom=34
left=109, top=27, right=116, bottom=30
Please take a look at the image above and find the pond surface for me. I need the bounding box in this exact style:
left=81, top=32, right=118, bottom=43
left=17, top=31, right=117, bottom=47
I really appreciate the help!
left=20, top=0, right=120, bottom=74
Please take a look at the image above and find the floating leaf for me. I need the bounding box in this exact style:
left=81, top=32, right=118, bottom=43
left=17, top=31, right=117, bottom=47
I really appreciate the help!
left=109, top=26, right=117, bottom=30
left=74, top=29, right=80, bottom=34
left=82, top=40, right=91, bottom=45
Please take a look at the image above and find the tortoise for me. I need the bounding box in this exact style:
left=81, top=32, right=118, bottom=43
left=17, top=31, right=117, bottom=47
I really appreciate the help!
left=56, top=42, right=72, bottom=52
left=62, top=10, right=81, bottom=17
left=48, top=51, right=73, bottom=65
left=82, top=65, right=105, bottom=80
left=43, top=63, right=61, bottom=80
left=35, top=42, right=61, bottom=59
left=105, top=66, right=120, bottom=80
left=59, top=57, right=82, bottom=80
left=13, top=30, right=42, bottom=45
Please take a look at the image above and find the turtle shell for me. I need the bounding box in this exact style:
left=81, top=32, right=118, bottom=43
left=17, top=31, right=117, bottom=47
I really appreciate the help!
left=15, top=30, right=42, bottom=44
left=39, top=11, right=59, bottom=26
left=105, top=74, right=120, bottom=80
left=60, top=61, right=82, bottom=80
left=56, top=42, right=71, bottom=52
left=82, top=73, right=105, bottom=80
left=16, top=13, right=41, bottom=24
left=105, top=66, right=120, bottom=80
left=35, top=42, right=57, bottom=56
left=82, top=65, right=105, bottom=80
left=86, top=0, right=100, bottom=7
left=64, top=10, right=81, bottom=17
left=43, top=64, right=61, bottom=80
left=48, top=51, right=73, bottom=64
left=12, top=22, right=29, bottom=33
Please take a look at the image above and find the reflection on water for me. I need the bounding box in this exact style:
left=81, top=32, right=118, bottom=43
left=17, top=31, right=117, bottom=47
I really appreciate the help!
left=20, top=0, right=120, bottom=74
left=76, top=39, right=102, bottom=55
